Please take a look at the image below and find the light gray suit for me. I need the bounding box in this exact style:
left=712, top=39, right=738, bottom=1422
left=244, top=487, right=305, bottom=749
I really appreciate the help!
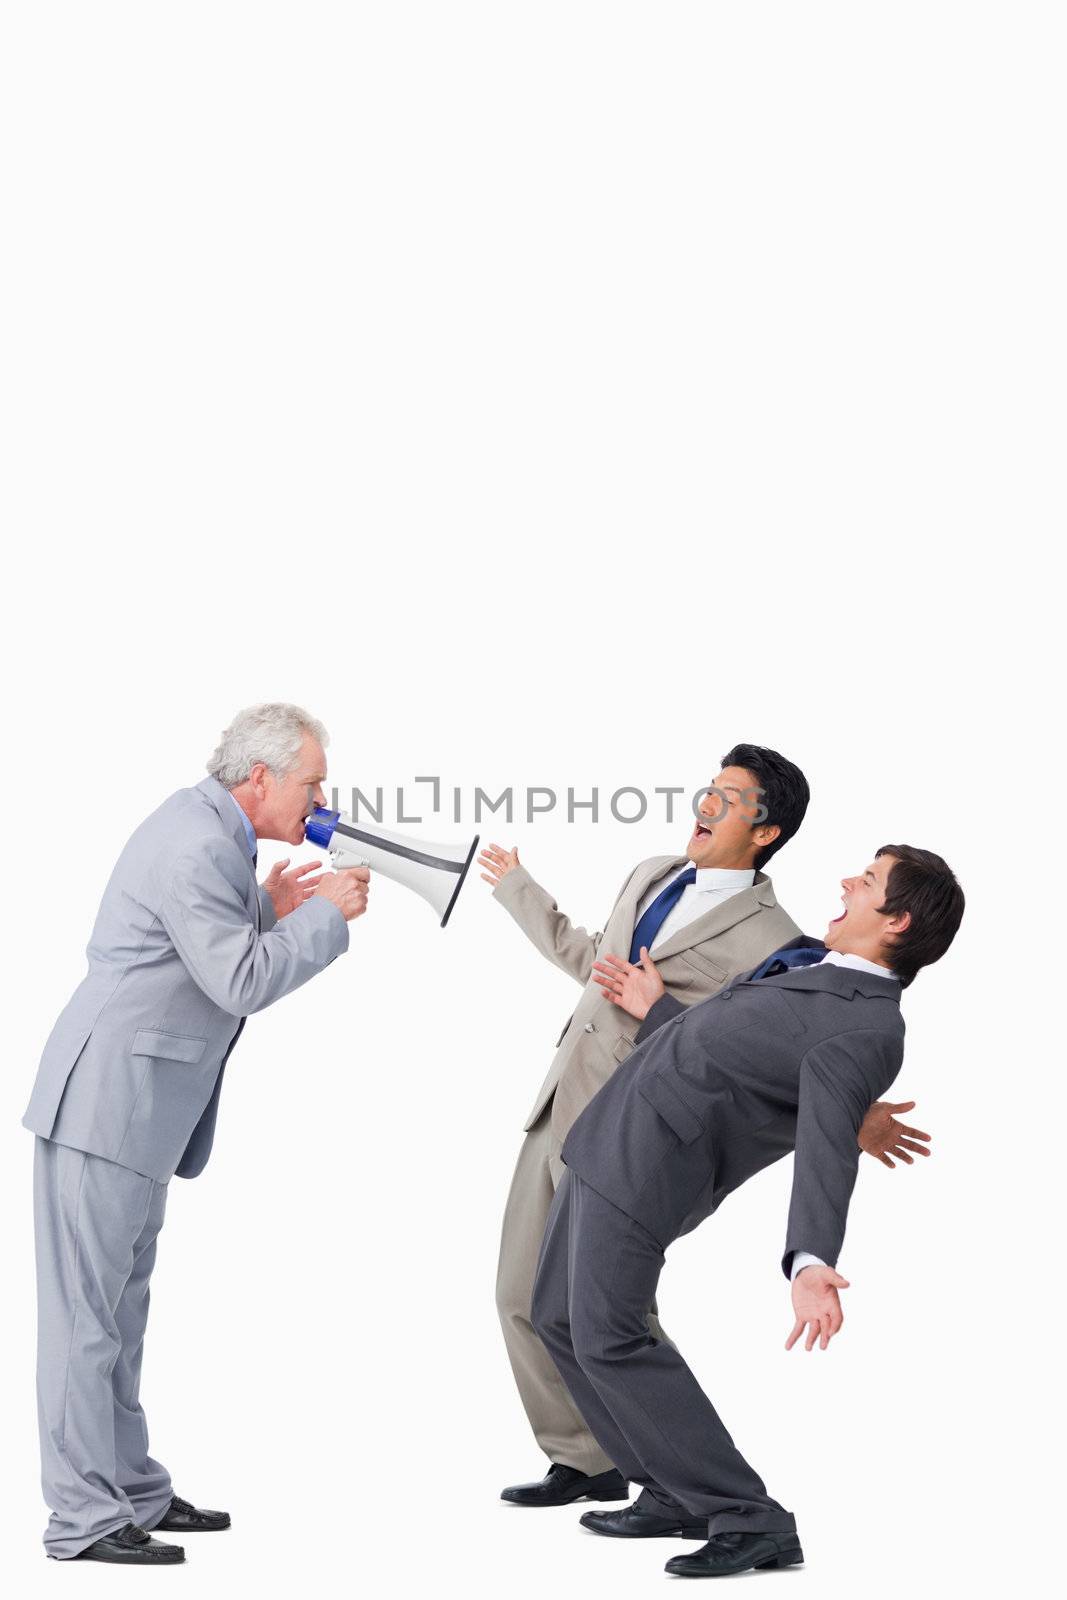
left=493, top=858, right=800, bottom=1474
left=23, top=776, right=349, bottom=1556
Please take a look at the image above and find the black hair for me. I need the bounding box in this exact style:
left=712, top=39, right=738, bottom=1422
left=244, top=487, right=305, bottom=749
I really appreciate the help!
left=719, top=743, right=810, bottom=871
left=874, top=845, right=965, bottom=987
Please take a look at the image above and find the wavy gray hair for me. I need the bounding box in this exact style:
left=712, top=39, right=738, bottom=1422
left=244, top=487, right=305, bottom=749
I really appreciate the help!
left=207, top=703, right=329, bottom=789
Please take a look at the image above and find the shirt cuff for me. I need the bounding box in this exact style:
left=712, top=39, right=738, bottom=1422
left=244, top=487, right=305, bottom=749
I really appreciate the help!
left=790, top=1251, right=827, bottom=1281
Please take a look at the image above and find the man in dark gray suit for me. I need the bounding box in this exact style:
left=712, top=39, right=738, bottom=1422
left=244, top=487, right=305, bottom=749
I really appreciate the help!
left=531, top=844, right=964, bottom=1579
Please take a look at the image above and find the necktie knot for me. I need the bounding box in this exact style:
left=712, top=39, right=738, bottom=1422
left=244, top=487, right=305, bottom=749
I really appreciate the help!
left=750, top=945, right=825, bottom=982
left=628, top=867, right=697, bottom=965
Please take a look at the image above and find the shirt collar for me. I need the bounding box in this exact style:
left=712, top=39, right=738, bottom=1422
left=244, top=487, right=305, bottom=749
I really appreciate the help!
left=820, top=948, right=898, bottom=982
left=693, top=867, right=755, bottom=892
left=226, top=791, right=258, bottom=859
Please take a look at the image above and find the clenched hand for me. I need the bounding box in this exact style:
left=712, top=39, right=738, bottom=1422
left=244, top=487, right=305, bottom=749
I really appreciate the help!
left=312, top=867, right=370, bottom=922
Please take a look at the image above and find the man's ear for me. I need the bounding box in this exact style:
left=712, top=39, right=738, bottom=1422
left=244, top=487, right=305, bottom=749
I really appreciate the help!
left=752, top=822, right=780, bottom=853
left=248, top=761, right=272, bottom=800
left=883, top=909, right=912, bottom=937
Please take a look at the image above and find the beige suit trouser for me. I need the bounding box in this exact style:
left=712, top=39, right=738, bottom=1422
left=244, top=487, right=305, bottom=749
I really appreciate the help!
left=495, top=1101, right=672, bottom=1475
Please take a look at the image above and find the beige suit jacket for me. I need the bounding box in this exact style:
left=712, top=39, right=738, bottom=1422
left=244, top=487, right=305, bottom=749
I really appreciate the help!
left=493, top=856, right=802, bottom=1142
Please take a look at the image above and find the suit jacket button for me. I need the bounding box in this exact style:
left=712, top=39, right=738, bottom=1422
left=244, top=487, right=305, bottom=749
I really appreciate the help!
left=584, top=1022, right=596, bottom=1032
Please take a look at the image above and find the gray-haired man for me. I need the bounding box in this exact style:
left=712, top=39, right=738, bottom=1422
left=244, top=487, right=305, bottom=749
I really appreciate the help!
left=23, top=704, right=367, bottom=1565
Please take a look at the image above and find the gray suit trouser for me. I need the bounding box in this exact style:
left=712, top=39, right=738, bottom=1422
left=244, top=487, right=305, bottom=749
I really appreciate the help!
left=531, top=1169, right=797, bottom=1537
left=33, top=1136, right=174, bottom=1557
left=495, top=1105, right=673, bottom=1475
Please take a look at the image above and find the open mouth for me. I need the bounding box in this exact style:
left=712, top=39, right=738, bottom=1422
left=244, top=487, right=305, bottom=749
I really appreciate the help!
left=693, top=821, right=713, bottom=840
left=830, top=897, right=848, bottom=925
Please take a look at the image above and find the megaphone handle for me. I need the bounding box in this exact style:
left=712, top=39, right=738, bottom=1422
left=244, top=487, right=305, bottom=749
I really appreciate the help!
left=330, top=848, right=371, bottom=869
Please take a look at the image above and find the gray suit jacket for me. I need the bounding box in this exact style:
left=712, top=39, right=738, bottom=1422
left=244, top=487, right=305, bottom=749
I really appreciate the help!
left=560, top=941, right=905, bottom=1274
left=494, top=858, right=801, bottom=1141
left=22, top=776, right=349, bottom=1182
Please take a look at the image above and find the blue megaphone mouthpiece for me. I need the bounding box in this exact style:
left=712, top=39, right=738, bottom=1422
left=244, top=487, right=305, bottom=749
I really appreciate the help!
left=304, top=805, right=340, bottom=850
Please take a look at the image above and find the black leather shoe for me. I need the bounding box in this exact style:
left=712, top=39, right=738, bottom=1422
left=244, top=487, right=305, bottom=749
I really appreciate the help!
left=73, top=1523, right=185, bottom=1564
left=501, top=1463, right=629, bottom=1506
left=155, top=1493, right=231, bottom=1532
left=664, top=1531, right=804, bottom=1576
left=580, top=1503, right=707, bottom=1539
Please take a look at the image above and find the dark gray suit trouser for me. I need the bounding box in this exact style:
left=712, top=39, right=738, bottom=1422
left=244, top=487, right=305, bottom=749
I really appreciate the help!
left=530, top=1168, right=796, bottom=1538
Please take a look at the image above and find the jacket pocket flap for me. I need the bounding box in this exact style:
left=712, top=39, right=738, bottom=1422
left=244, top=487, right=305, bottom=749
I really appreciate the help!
left=678, top=950, right=729, bottom=985
left=131, top=1029, right=208, bottom=1064
left=636, top=1073, right=705, bottom=1144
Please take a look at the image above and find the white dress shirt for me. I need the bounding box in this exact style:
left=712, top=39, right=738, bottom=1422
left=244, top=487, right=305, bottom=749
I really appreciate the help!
left=635, top=864, right=755, bottom=954
left=819, top=949, right=898, bottom=982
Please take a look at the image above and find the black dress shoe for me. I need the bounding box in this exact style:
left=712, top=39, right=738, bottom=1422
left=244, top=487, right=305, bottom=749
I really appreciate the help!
left=580, top=1503, right=707, bottom=1539
left=501, top=1463, right=629, bottom=1506
left=155, top=1492, right=231, bottom=1532
left=73, top=1523, right=185, bottom=1564
left=664, top=1530, right=804, bottom=1577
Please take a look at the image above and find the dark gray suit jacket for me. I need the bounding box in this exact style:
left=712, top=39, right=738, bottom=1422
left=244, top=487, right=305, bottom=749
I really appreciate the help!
left=560, top=942, right=905, bottom=1275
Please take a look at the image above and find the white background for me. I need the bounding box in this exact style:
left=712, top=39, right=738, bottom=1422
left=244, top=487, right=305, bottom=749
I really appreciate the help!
left=0, top=3, right=1062, bottom=1595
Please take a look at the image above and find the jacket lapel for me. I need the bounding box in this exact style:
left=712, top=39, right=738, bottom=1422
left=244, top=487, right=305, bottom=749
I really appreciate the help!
left=602, top=855, right=686, bottom=954
left=647, top=872, right=780, bottom=964
left=747, top=957, right=902, bottom=1003
left=196, top=777, right=260, bottom=920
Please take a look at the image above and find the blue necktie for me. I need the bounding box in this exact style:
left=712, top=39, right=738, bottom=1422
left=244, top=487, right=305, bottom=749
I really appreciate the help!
left=629, top=868, right=697, bottom=964
left=749, top=945, right=826, bottom=982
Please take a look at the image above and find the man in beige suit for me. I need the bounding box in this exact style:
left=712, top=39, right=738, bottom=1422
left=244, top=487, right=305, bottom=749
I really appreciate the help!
left=481, top=744, right=930, bottom=1513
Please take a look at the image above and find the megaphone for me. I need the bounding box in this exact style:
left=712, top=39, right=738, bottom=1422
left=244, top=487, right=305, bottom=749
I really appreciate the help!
left=304, top=806, right=480, bottom=927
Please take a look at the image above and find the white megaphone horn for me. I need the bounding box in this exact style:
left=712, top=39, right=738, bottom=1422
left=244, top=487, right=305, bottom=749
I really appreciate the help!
left=304, top=805, right=479, bottom=928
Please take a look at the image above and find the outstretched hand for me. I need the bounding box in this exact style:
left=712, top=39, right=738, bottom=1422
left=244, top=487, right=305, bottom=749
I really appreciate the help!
left=261, top=857, right=326, bottom=919
left=479, top=842, right=521, bottom=888
left=858, top=1100, right=932, bottom=1168
left=591, top=948, right=665, bottom=1021
left=786, top=1265, right=851, bottom=1352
